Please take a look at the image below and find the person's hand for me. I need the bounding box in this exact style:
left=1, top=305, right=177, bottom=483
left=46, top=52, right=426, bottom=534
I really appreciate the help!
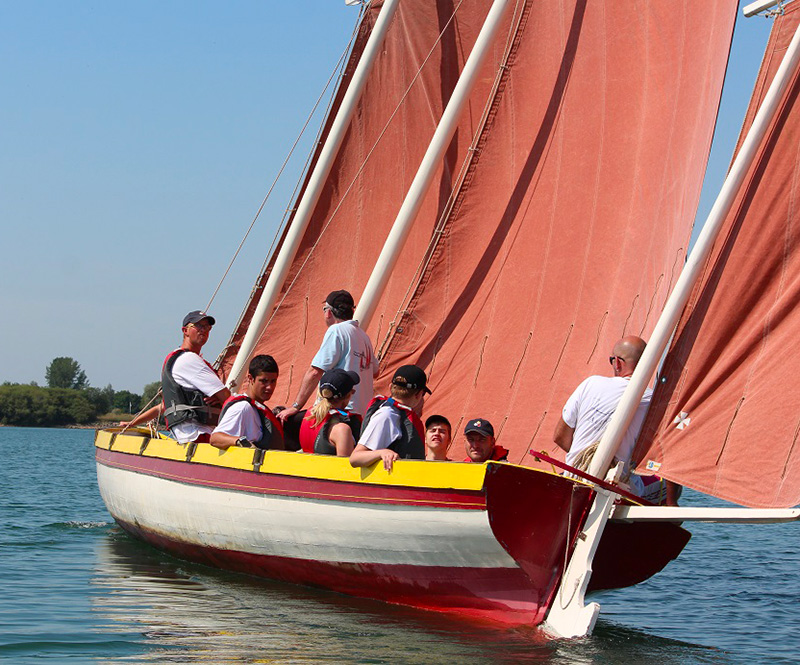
left=378, top=448, right=399, bottom=472
left=277, top=406, right=299, bottom=423
left=118, top=421, right=131, bottom=427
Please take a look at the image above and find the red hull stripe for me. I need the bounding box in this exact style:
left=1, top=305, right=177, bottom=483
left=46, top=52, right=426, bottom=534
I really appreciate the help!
left=96, top=448, right=486, bottom=509
left=116, top=517, right=546, bottom=626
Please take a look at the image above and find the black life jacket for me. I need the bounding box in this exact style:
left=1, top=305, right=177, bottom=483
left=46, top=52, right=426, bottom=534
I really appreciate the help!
left=161, top=349, right=214, bottom=429
left=218, top=394, right=284, bottom=450
left=361, top=396, right=425, bottom=460
left=299, top=408, right=359, bottom=455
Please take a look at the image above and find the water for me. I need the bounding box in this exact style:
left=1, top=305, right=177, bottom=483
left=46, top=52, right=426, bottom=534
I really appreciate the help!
left=1, top=427, right=797, bottom=663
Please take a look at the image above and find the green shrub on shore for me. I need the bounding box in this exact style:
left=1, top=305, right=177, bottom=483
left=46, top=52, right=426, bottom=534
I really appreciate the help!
left=0, top=385, right=94, bottom=426
left=0, top=386, right=146, bottom=428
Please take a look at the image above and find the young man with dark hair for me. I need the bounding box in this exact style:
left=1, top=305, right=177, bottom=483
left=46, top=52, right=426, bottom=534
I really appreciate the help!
left=210, top=354, right=284, bottom=450
left=425, top=414, right=452, bottom=461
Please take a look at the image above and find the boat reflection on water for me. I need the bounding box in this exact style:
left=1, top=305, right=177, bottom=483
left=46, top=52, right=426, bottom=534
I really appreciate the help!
left=89, top=529, right=725, bottom=664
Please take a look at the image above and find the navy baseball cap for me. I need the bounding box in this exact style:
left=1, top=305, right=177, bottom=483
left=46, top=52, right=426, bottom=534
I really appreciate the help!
left=464, top=418, right=494, bottom=437
left=391, top=365, right=431, bottom=394
left=182, top=310, right=216, bottom=327
left=319, top=368, right=360, bottom=400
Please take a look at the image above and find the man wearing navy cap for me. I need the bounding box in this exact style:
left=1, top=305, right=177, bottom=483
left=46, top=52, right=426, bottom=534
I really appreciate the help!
left=160, top=310, right=230, bottom=443
left=463, top=418, right=508, bottom=463
left=123, top=310, right=231, bottom=442
left=278, top=289, right=377, bottom=425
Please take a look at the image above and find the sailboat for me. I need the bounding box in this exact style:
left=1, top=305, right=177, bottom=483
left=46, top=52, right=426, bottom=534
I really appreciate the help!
left=95, top=0, right=800, bottom=637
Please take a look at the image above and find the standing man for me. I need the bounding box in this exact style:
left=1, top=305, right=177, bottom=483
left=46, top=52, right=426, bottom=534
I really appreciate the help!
left=161, top=310, right=230, bottom=443
left=278, top=289, right=377, bottom=424
left=210, top=354, right=283, bottom=450
left=462, top=418, right=509, bottom=463
left=553, top=335, right=681, bottom=504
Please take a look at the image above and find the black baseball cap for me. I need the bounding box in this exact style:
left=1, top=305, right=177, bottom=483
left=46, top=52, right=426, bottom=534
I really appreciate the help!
left=425, top=414, right=451, bottom=430
left=182, top=310, right=216, bottom=327
left=391, top=365, right=432, bottom=394
left=324, top=290, right=355, bottom=312
left=464, top=418, right=494, bottom=437
left=319, top=368, right=360, bottom=400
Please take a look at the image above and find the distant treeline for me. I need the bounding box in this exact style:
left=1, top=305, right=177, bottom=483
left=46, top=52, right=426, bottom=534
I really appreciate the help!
left=0, top=357, right=159, bottom=427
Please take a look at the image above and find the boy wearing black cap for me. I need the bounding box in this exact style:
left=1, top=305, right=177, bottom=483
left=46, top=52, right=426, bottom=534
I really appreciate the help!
left=298, top=368, right=360, bottom=456
left=463, top=418, right=509, bottom=463
left=278, top=289, right=377, bottom=426
left=349, top=365, right=430, bottom=471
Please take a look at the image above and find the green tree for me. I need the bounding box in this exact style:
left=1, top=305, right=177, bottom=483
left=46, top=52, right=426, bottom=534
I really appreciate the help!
left=113, top=390, right=141, bottom=413
left=141, top=381, right=161, bottom=407
left=84, top=386, right=112, bottom=414
left=0, top=385, right=97, bottom=426
left=45, top=357, right=88, bottom=390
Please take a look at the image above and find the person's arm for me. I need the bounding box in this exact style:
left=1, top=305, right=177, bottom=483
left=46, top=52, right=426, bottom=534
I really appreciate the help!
left=210, top=430, right=241, bottom=450
left=207, top=387, right=231, bottom=406
left=329, top=421, right=355, bottom=457
left=277, top=366, right=324, bottom=423
left=210, top=401, right=251, bottom=449
left=349, top=444, right=398, bottom=471
left=120, top=404, right=162, bottom=428
left=665, top=480, right=682, bottom=506
left=553, top=417, right=575, bottom=453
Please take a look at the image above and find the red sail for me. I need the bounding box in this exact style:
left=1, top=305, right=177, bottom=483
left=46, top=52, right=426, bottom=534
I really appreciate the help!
left=220, top=1, right=736, bottom=468
left=634, top=5, right=800, bottom=508
left=218, top=0, right=495, bottom=389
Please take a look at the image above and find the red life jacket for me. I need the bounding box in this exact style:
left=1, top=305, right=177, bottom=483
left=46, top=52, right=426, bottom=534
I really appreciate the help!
left=218, top=394, right=283, bottom=450
left=360, top=396, right=425, bottom=460
left=299, top=408, right=359, bottom=455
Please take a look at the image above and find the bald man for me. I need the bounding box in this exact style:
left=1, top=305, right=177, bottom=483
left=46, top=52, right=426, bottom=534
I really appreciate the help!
left=554, top=336, right=680, bottom=505
left=554, top=336, right=650, bottom=473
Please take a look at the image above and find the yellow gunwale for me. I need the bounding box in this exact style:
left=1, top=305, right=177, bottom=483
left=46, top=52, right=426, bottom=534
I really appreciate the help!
left=94, top=427, right=576, bottom=493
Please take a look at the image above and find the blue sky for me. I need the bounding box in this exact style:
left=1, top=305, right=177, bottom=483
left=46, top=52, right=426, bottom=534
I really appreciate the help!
left=0, top=2, right=773, bottom=393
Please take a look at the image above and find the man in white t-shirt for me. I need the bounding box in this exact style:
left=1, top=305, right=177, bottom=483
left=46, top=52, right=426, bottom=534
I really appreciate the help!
left=160, top=310, right=231, bottom=443
left=554, top=336, right=650, bottom=470
left=278, top=289, right=378, bottom=423
left=553, top=336, right=681, bottom=505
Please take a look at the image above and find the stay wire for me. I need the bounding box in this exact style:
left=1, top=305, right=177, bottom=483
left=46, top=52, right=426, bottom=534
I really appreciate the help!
left=254, top=0, right=468, bottom=336
left=203, top=5, right=365, bottom=314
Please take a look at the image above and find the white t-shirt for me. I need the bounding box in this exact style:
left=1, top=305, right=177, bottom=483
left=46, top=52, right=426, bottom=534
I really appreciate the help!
left=561, top=375, right=652, bottom=469
left=311, top=319, right=377, bottom=416
left=169, top=351, right=225, bottom=443
left=358, top=404, right=402, bottom=452
left=213, top=397, right=262, bottom=442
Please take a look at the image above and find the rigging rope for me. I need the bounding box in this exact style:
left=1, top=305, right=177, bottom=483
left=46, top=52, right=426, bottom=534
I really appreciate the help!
left=375, top=0, right=529, bottom=360
left=249, top=0, right=469, bottom=339
left=204, top=5, right=366, bottom=316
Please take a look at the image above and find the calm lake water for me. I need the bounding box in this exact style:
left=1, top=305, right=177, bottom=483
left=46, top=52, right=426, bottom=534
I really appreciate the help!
left=1, top=427, right=798, bottom=663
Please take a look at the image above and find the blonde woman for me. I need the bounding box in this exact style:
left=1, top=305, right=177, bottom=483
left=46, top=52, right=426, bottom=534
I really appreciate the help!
left=298, top=368, right=360, bottom=456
